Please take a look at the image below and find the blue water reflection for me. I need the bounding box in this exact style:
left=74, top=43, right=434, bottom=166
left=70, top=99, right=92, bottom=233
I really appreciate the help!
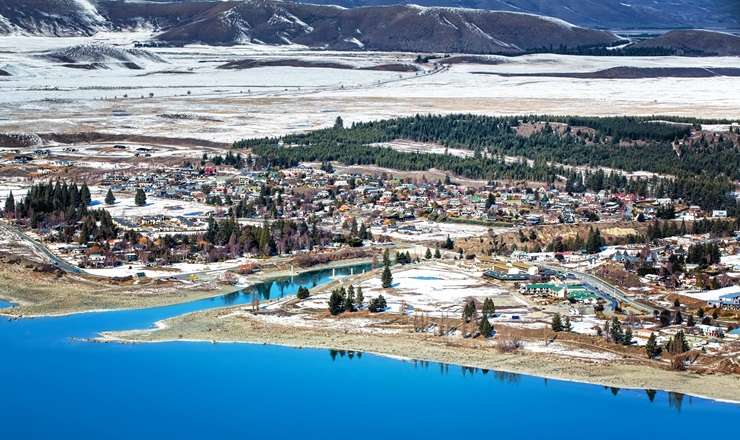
left=0, top=262, right=737, bottom=439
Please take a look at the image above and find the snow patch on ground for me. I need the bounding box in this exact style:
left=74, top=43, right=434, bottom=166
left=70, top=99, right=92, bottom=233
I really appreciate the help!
left=372, top=220, right=496, bottom=242
left=301, top=263, right=515, bottom=318
left=2, top=36, right=739, bottom=142
left=90, top=192, right=214, bottom=219
left=523, top=340, right=618, bottom=361
left=83, top=257, right=254, bottom=279
left=246, top=312, right=400, bottom=334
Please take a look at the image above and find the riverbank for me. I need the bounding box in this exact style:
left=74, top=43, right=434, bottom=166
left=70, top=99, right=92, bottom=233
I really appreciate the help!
left=0, top=257, right=373, bottom=317
left=101, top=305, right=740, bottom=404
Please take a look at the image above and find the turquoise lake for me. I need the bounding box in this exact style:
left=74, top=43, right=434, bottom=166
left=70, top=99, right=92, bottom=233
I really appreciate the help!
left=0, top=263, right=738, bottom=439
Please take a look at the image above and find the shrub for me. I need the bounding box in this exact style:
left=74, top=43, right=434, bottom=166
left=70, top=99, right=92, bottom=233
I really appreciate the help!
left=368, top=295, right=387, bottom=313
left=296, top=286, right=310, bottom=300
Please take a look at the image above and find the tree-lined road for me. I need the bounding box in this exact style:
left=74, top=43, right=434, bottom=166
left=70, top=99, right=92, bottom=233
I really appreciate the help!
left=0, top=222, right=83, bottom=274
left=541, top=263, right=656, bottom=315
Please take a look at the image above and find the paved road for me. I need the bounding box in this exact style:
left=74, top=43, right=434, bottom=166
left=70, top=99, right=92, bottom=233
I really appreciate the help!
left=0, top=222, right=82, bottom=274
left=541, top=263, right=656, bottom=315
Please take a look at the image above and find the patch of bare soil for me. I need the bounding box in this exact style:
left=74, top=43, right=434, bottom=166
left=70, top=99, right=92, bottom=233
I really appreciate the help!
left=455, top=222, right=645, bottom=255
left=476, top=66, right=740, bottom=79
left=219, top=58, right=419, bottom=73
left=0, top=258, right=223, bottom=317
left=38, top=132, right=230, bottom=150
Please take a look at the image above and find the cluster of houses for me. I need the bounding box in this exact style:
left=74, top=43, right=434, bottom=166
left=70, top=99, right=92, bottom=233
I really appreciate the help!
left=522, top=281, right=600, bottom=304
left=93, top=159, right=733, bottom=232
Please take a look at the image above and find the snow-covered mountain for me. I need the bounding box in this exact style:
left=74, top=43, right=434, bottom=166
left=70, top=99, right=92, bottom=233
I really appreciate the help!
left=148, top=2, right=621, bottom=52
left=303, top=0, right=740, bottom=30
left=0, top=0, right=106, bottom=36
left=0, top=0, right=621, bottom=54
left=3, top=1, right=738, bottom=56
left=43, top=43, right=167, bottom=69
left=633, top=29, right=740, bottom=56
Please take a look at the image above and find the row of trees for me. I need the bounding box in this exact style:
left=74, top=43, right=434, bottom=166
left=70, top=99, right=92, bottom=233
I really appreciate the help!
left=604, top=316, right=634, bottom=346
left=686, top=242, right=722, bottom=267
left=646, top=218, right=737, bottom=242
left=461, top=298, right=496, bottom=337
left=3, top=181, right=91, bottom=224
left=341, top=216, right=372, bottom=246
left=424, top=247, right=442, bottom=259
left=545, top=227, right=606, bottom=254
left=239, top=113, right=739, bottom=175
left=201, top=151, right=246, bottom=169
left=239, top=113, right=739, bottom=211
left=545, top=219, right=738, bottom=255
left=646, top=330, right=690, bottom=367
left=203, top=216, right=329, bottom=258
left=327, top=285, right=387, bottom=315
left=551, top=313, right=572, bottom=333
left=553, top=314, right=692, bottom=363
left=2, top=182, right=125, bottom=244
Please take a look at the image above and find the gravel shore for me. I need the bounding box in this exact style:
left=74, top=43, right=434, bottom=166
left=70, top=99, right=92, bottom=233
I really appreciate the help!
left=102, top=306, right=740, bottom=404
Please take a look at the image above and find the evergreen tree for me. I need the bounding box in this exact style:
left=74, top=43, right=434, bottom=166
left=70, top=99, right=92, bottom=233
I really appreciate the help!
left=479, top=315, right=493, bottom=338
left=646, top=333, right=661, bottom=359
left=610, top=316, right=624, bottom=343
left=134, top=188, right=147, bottom=206
left=381, top=260, right=393, bottom=288
left=551, top=313, right=564, bottom=332
left=659, top=309, right=672, bottom=327
left=105, top=188, right=116, bottom=205
left=673, top=310, right=683, bottom=325
left=334, top=116, right=344, bottom=129
left=3, top=191, right=14, bottom=216
left=463, top=299, right=477, bottom=323
left=78, top=219, right=92, bottom=244
left=687, top=314, right=695, bottom=327
left=205, top=216, right=218, bottom=243
left=485, top=192, right=496, bottom=209
left=296, top=286, right=310, bottom=300
left=443, top=235, right=454, bottom=250
left=667, top=330, right=690, bottom=354
left=354, top=286, right=364, bottom=309
left=328, top=289, right=345, bottom=315
left=563, top=316, right=572, bottom=332
left=258, top=222, right=270, bottom=256
left=434, top=247, right=441, bottom=259
left=80, top=183, right=91, bottom=206
left=382, top=248, right=391, bottom=266
left=368, top=295, right=387, bottom=313
left=344, top=285, right=355, bottom=312
left=425, top=248, right=432, bottom=259
left=482, top=298, right=495, bottom=318
left=623, top=328, right=633, bottom=345
left=585, top=227, right=604, bottom=254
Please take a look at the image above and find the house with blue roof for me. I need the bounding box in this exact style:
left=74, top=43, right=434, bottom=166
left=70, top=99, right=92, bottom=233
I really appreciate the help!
left=708, top=287, right=740, bottom=310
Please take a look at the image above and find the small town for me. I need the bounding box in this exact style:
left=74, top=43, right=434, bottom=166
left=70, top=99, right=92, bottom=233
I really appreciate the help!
left=2, top=3, right=740, bottom=435
left=2, top=132, right=739, bottom=383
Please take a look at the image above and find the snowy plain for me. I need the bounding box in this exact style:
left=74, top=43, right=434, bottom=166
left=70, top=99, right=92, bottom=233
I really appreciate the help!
left=2, top=31, right=740, bottom=145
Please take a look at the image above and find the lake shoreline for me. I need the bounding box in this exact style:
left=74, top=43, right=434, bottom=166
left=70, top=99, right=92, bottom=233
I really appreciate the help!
left=104, top=335, right=740, bottom=406
left=0, top=257, right=374, bottom=318
left=99, top=307, right=740, bottom=405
